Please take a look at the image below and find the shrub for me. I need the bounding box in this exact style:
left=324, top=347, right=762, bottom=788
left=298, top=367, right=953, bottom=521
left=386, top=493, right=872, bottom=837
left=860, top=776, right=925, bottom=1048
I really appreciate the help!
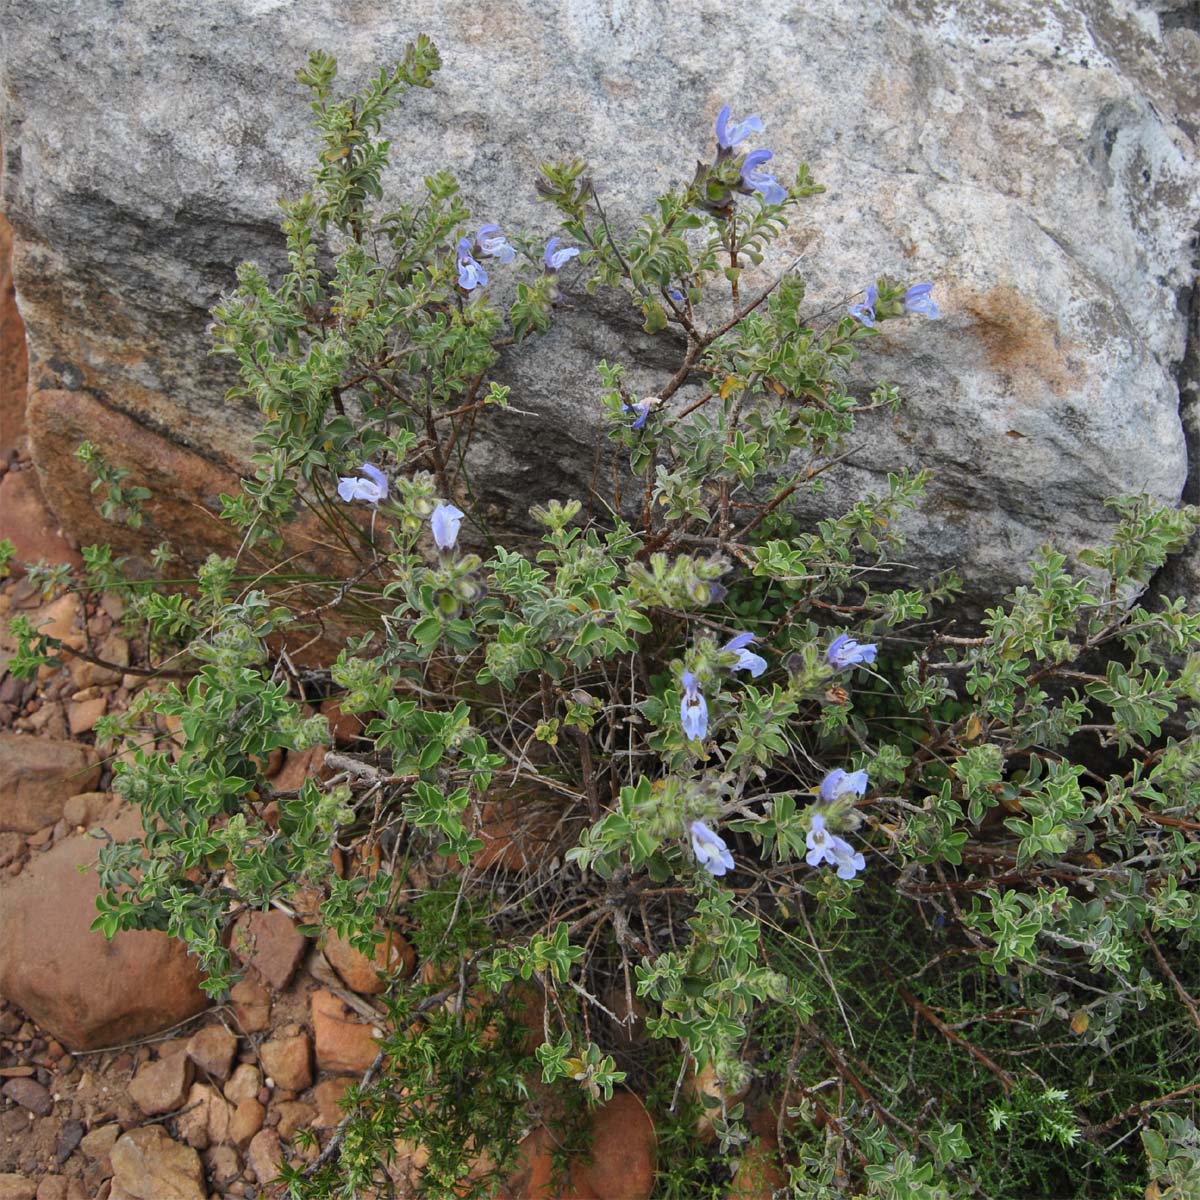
left=12, top=38, right=1200, bottom=1199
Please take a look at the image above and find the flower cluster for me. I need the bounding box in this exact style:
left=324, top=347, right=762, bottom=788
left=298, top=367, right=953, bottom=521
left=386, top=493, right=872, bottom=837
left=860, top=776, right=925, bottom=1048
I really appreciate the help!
left=849, top=282, right=939, bottom=327
left=431, top=503, right=464, bottom=551
left=714, top=103, right=787, bottom=205
left=336, top=462, right=388, bottom=505
left=455, top=224, right=518, bottom=293
left=805, top=768, right=870, bottom=880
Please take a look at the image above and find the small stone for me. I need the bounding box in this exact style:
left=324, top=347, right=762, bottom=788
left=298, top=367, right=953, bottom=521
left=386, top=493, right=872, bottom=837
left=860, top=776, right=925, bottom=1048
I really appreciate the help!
left=228, top=1097, right=265, bottom=1147
left=274, top=1099, right=316, bottom=1141
left=222, top=1062, right=261, bottom=1105
left=0, top=1175, right=36, bottom=1200
left=0, top=831, right=23, bottom=866
left=61, top=791, right=111, bottom=829
left=323, top=928, right=415, bottom=995
left=201, top=1144, right=240, bottom=1189
left=109, top=1125, right=206, bottom=1200
left=311, top=988, right=381, bottom=1075
left=185, top=1024, right=237, bottom=1082
left=0, top=732, right=102, bottom=833
left=310, top=1076, right=355, bottom=1129
left=129, top=1051, right=193, bottom=1116
left=80, top=1122, right=122, bottom=1161
left=54, top=1118, right=85, bottom=1165
left=258, top=1027, right=312, bottom=1092
left=229, top=974, right=271, bottom=1033
left=246, top=1129, right=282, bottom=1187
left=35, top=1179, right=68, bottom=1200
left=176, top=1082, right=233, bottom=1149
left=66, top=695, right=107, bottom=735
left=1, top=1075, right=53, bottom=1115
left=230, top=910, right=307, bottom=990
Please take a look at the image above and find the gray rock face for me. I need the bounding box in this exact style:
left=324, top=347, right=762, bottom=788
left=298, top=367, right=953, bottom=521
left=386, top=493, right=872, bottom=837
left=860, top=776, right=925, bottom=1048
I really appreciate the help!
left=1, top=0, right=1197, bottom=605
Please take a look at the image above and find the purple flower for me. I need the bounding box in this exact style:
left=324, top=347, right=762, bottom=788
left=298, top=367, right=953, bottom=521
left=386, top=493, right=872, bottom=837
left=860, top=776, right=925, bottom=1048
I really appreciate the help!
left=456, top=237, right=488, bottom=291
left=623, top=398, right=652, bottom=429
left=668, top=288, right=685, bottom=303
left=476, top=224, right=516, bottom=263
left=723, top=632, right=767, bottom=678
left=690, top=820, right=735, bottom=876
left=708, top=583, right=729, bottom=604
left=337, top=462, right=388, bottom=505
left=848, top=285, right=878, bottom=327
left=680, top=670, right=708, bottom=740
left=818, top=768, right=869, bottom=804
left=805, top=812, right=865, bottom=880
left=826, top=633, right=877, bottom=669
left=741, top=149, right=787, bottom=205
left=543, top=236, right=580, bottom=273
left=430, top=503, right=465, bottom=551
left=903, top=282, right=939, bottom=319
left=715, top=104, right=764, bottom=151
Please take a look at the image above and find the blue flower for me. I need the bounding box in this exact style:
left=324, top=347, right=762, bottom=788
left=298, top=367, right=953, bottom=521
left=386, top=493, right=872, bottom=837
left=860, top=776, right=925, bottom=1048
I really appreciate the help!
left=476, top=224, right=516, bottom=263
left=623, top=398, right=652, bottom=429
left=337, top=462, right=388, bottom=505
left=826, top=633, right=877, bottom=669
left=740, top=149, right=787, bottom=205
left=430, top=503, right=465, bottom=551
left=724, top=632, right=767, bottom=678
left=848, top=285, right=878, bottom=327
left=456, top=238, right=488, bottom=291
left=690, top=820, right=735, bottom=876
left=818, top=768, right=869, bottom=804
left=805, top=813, right=865, bottom=879
left=668, top=288, right=685, bottom=303
left=903, top=282, right=939, bottom=319
left=680, top=670, right=708, bottom=740
left=715, top=104, right=764, bottom=151
left=543, top=236, right=580, bottom=273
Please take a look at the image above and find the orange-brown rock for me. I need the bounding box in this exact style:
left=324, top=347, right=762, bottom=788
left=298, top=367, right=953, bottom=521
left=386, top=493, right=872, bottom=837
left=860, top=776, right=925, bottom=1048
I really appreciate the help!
left=129, top=1051, right=194, bottom=1117
left=229, top=909, right=307, bottom=990
left=569, top=1092, right=656, bottom=1200
left=258, top=1026, right=312, bottom=1092
left=471, top=786, right=565, bottom=872
left=185, top=1023, right=237, bottom=1082
left=319, top=696, right=364, bottom=747
left=108, top=1125, right=207, bottom=1200
left=0, top=212, right=27, bottom=453
left=311, top=987, right=382, bottom=1074
left=0, top=732, right=101, bottom=833
left=322, top=928, right=415, bottom=995
left=310, top=1076, right=355, bottom=1129
left=0, top=810, right=209, bottom=1049
left=0, top=469, right=81, bottom=577
left=725, top=1133, right=788, bottom=1199
left=229, top=973, right=271, bottom=1033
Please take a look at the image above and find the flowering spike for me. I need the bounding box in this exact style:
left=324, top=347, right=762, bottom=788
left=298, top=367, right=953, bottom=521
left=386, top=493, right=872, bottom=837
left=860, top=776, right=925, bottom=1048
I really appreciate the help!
left=476, top=224, right=516, bottom=263
left=848, top=284, right=878, bottom=327
left=826, top=633, right=877, bottom=669
left=903, top=282, right=939, bottom=319
left=690, top=820, right=735, bottom=876
left=805, top=812, right=865, bottom=879
left=723, top=632, right=767, bottom=677
left=818, top=768, right=870, bottom=804
left=715, top=104, right=764, bottom=150
left=543, top=236, right=580, bottom=272
left=680, top=670, right=708, bottom=740
left=430, top=503, right=465, bottom=551
left=456, top=237, right=488, bottom=291
left=336, top=463, right=388, bottom=505
left=740, top=148, right=787, bottom=205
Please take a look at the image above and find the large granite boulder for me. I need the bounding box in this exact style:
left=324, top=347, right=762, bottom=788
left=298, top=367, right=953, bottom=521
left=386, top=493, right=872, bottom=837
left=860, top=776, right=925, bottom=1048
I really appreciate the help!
left=0, top=1, right=1197, bottom=605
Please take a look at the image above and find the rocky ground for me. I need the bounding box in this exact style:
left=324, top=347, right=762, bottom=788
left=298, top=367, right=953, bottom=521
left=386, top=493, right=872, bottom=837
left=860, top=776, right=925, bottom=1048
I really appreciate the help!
left=0, top=454, right=692, bottom=1199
